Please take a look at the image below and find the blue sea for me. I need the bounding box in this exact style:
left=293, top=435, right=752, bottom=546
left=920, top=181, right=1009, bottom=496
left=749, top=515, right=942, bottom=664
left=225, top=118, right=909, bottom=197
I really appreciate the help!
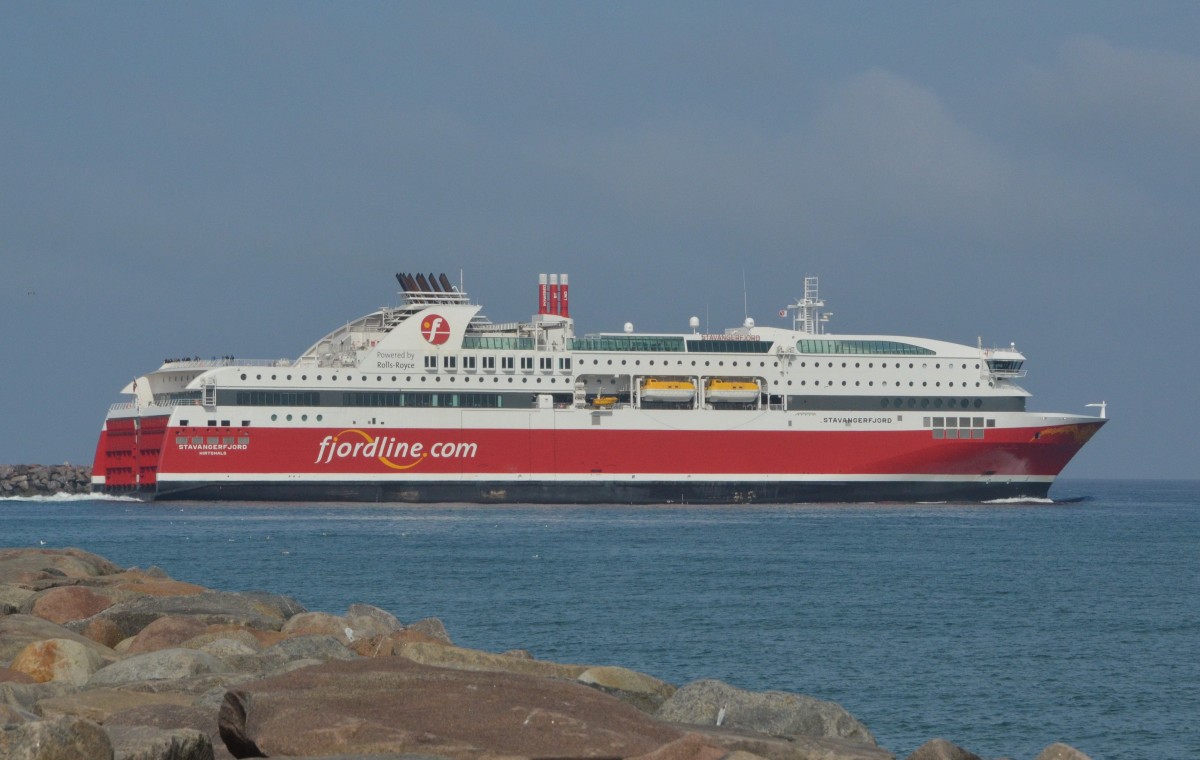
left=3, top=480, right=1197, bottom=760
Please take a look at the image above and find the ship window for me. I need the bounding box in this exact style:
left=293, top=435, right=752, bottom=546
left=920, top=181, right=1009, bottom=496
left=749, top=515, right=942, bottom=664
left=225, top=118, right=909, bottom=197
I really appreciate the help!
left=558, top=358, right=571, bottom=370
left=482, top=356, right=495, bottom=369
left=502, top=356, right=514, bottom=370
left=242, top=420, right=249, bottom=426
left=176, top=436, right=187, bottom=445
left=933, top=429, right=944, bottom=439
left=923, top=417, right=931, bottom=427
left=221, top=420, right=229, bottom=426
left=933, top=417, right=944, bottom=427
left=987, top=419, right=996, bottom=427
left=180, top=420, right=188, bottom=426
left=539, top=357, right=553, bottom=370
left=207, top=437, right=219, bottom=444
left=520, top=357, right=534, bottom=370
left=797, top=339, right=934, bottom=355
left=973, top=417, right=984, bottom=427
left=424, top=356, right=437, bottom=369
left=463, top=356, right=476, bottom=369
left=222, top=437, right=234, bottom=444
left=238, top=437, right=249, bottom=444
left=958, top=417, right=970, bottom=427
left=972, top=429, right=985, bottom=439
left=946, top=429, right=959, bottom=439
left=443, top=356, right=456, bottom=369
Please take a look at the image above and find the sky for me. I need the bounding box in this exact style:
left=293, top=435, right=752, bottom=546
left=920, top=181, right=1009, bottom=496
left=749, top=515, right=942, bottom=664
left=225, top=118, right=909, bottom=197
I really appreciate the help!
left=2, top=2, right=1197, bottom=479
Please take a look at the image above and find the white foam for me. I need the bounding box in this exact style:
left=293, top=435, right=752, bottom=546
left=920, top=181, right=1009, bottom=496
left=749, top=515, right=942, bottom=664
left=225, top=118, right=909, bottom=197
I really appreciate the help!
left=0, top=492, right=141, bottom=503
left=982, top=497, right=1055, bottom=505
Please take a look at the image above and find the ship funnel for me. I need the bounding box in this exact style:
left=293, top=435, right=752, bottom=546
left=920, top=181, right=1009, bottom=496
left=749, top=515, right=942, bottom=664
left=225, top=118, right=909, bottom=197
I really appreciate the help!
left=538, top=274, right=548, bottom=315
left=549, top=274, right=560, bottom=317
left=560, top=274, right=569, bottom=317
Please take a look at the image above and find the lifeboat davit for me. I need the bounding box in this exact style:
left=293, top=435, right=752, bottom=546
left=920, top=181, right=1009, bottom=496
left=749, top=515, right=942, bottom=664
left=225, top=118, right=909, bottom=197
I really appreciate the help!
left=705, top=378, right=759, bottom=403
left=640, top=378, right=696, bottom=403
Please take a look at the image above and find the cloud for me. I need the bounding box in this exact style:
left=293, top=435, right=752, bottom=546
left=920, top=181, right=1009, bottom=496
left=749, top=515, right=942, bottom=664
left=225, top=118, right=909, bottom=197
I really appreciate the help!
left=1024, top=35, right=1200, bottom=149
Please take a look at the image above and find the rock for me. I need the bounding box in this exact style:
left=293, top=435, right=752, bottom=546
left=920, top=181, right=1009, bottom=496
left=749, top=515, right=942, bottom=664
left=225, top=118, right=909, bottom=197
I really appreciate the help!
left=1, top=667, right=37, bottom=684
left=103, top=725, right=213, bottom=760
left=0, top=583, right=36, bottom=610
left=0, top=715, right=113, bottom=760
left=1, top=703, right=38, bottom=726
left=180, top=628, right=264, bottom=653
left=9, top=638, right=106, bottom=686
left=0, top=547, right=121, bottom=584
left=88, top=648, right=232, bottom=687
left=80, top=591, right=306, bottom=640
left=578, top=665, right=677, bottom=713
left=219, top=656, right=684, bottom=759
left=904, top=739, right=983, bottom=760
left=81, top=617, right=126, bottom=648
left=37, top=688, right=198, bottom=723
left=396, top=640, right=589, bottom=680
left=27, top=586, right=116, bottom=624
left=627, top=732, right=730, bottom=760
left=247, top=634, right=360, bottom=673
left=686, top=725, right=895, bottom=760
left=0, top=614, right=117, bottom=664
left=1034, top=743, right=1093, bottom=760
left=657, top=679, right=876, bottom=745
left=194, top=638, right=259, bottom=666
left=125, top=616, right=210, bottom=654
left=406, top=616, right=452, bottom=644
left=279, top=611, right=352, bottom=643
left=346, top=603, right=403, bottom=632
left=0, top=681, right=77, bottom=713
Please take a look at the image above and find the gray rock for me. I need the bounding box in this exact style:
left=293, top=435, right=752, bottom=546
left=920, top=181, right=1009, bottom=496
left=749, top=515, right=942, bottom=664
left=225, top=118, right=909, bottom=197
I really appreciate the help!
left=406, top=616, right=452, bottom=644
left=0, top=614, right=117, bottom=664
left=77, top=591, right=306, bottom=640
left=88, top=649, right=231, bottom=687
left=904, top=738, right=983, bottom=760
left=0, top=680, right=78, bottom=713
left=103, top=725, right=213, bottom=760
left=657, top=679, right=876, bottom=745
left=1034, top=743, right=1093, bottom=760
left=253, top=634, right=360, bottom=670
left=0, top=715, right=114, bottom=760
left=346, top=603, right=403, bottom=632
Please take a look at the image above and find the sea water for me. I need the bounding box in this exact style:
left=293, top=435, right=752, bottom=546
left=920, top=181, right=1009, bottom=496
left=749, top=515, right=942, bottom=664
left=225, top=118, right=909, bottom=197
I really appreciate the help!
left=2, top=480, right=1197, bottom=759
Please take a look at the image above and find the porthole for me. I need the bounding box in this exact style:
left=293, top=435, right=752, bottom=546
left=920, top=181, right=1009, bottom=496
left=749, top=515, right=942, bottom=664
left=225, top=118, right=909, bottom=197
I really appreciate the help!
left=285, top=414, right=292, bottom=421
left=392, top=376, right=396, bottom=382
left=332, top=375, right=338, bottom=381
left=974, top=399, right=983, bottom=408
left=301, top=414, right=308, bottom=421
left=961, top=399, right=969, bottom=407
left=316, top=414, right=323, bottom=421
left=302, top=375, right=307, bottom=381
left=256, top=374, right=262, bottom=380
left=934, top=399, right=943, bottom=408
left=271, top=375, right=277, bottom=380
left=240, top=373, right=247, bottom=380
left=286, top=375, right=292, bottom=380
left=270, top=414, right=277, bottom=421
left=948, top=399, right=957, bottom=408
left=882, top=398, right=890, bottom=408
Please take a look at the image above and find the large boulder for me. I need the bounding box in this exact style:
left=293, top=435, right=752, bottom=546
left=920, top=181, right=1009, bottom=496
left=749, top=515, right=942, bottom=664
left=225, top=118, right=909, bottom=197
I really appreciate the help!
left=88, top=648, right=232, bottom=687
left=0, top=548, right=122, bottom=585
left=125, top=616, right=210, bottom=654
left=103, top=725, right=213, bottom=760
left=78, top=591, right=306, bottom=640
left=36, top=688, right=198, bottom=723
left=396, top=640, right=589, bottom=680
left=0, top=614, right=117, bottom=664
left=8, top=638, right=105, bottom=686
left=904, top=739, right=982, bottom=760
left=0, top=715, right=114, bottom=760
left=1034, top=743, right=1093, bottom=760
left=657, top=679, right=876, bottom=745
left=219, top=656, right=684, bottom=759
left=578, top=665, right=677, bottom=713
left=26, top=586, right=115, bottom=624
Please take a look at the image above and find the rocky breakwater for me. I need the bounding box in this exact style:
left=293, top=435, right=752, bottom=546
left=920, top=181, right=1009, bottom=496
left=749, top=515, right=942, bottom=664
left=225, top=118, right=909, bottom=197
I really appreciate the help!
left=0, top=465, right=92, bottom=497
left=0, top=548, right=1094, bottom=760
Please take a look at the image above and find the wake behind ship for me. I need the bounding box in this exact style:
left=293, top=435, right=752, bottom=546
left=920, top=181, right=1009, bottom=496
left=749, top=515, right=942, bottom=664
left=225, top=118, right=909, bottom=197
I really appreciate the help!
left=93, top=273, right=1105, bottom=503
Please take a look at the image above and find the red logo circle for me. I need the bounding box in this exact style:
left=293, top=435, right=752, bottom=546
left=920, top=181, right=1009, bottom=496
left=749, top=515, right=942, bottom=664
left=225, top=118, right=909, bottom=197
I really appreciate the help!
left=420, top=314, right=451, bottom=345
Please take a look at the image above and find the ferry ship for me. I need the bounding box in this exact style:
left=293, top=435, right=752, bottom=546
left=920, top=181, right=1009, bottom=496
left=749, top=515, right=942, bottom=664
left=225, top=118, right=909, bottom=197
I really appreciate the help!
left=92, top=272, right=1105, bottom=503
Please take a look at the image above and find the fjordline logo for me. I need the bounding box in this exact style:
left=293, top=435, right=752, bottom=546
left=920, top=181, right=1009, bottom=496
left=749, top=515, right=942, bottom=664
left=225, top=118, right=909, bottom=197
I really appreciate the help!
left=315, top=429, right=478, bottom=470
left=420, top=314, right=451, bottom=345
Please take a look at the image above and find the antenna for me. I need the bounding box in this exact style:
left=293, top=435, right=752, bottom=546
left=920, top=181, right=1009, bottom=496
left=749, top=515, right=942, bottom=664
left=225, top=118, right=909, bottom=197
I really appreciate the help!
left=1085, top=401, right=1107, bottom=419
left=742, top=268, right=749, bottom=321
